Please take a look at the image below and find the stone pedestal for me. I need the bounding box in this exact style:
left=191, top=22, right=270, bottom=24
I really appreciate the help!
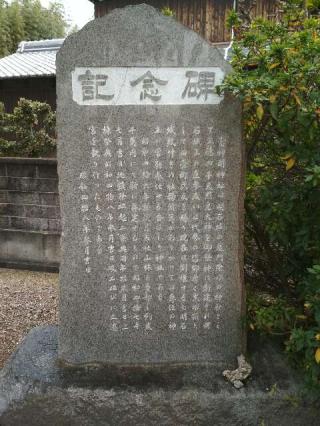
left=1, top=326, right=319, bottom=426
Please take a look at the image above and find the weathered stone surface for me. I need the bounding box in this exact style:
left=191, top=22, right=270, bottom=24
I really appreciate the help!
left=57, top=4, right=244, bottom=366
left=1, top=326, right=319, bottom=426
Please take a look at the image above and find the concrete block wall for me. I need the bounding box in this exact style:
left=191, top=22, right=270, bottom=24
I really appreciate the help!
left=0, top=158, right=61, bottom=271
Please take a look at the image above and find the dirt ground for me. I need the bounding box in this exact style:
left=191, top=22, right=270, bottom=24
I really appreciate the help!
left=0, top=268, right=58, bottom=369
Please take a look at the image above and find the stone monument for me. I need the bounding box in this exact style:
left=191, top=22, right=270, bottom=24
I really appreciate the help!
left=57, top=3, right=244, bottom=367
left=1, top=7, right=319, bottom=425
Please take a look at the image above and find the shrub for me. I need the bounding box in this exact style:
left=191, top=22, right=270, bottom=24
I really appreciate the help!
left=219, top=0, right=320, bottom=390
left=0, top=98, right=56, bottom=157
left=161, top=7, right=174, bottom=17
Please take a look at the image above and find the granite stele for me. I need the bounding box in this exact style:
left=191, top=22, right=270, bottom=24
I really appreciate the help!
left=56, top=4, right=244, bottom=366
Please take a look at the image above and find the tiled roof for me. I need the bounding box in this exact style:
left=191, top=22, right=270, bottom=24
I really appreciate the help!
left=0, top=37, right=231, bottom=80
left=0, top=39, right=64, bottom=80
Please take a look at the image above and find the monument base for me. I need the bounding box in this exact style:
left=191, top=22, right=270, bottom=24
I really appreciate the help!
left=0, top=326, right=319, bottom=426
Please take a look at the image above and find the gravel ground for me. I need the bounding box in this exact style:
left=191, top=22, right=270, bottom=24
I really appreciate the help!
left=0, top=268, right=58, bottom=369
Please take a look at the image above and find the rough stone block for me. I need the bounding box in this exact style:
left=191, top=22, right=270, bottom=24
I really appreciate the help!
left=0, top=203, right=10, bottom=216
left=0, top=204, right=59, bottom=219
left=0, top=216, right=10, bottom=229
left=0, top=177, right=8, bottom=190
left=37, top=165, right=58, bottom=179
left=0, top=229, right=60, bottom=266
left=39, top=192, right=60, bottom=206
left=47, top=219, right=61, bottom=232
left=6, top=177, right=58, bottom=192
left=5, top=191, right=40, bottom=205
left=0, top=191, right=7, bottom=203
left=6, top=164, right=37, bottom=178
left=0, top=163, right=6, bottom=177
left=10, top=217, right=47, bottom=232
left=23, top=205, right=60, bottom=220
